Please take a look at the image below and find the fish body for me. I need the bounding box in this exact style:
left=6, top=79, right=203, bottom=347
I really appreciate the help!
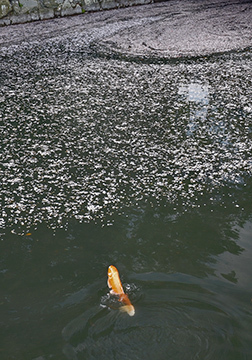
left=107, top=265, right=135, bottom=316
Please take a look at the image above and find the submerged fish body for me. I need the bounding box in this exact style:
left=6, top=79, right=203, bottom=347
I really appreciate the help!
left=107, top=265, right=135, bottom=316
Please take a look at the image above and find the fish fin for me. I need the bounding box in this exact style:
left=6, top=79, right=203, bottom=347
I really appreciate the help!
left=107, top=278, right=112, bottom=289
left=119, top=305, right=135, bottom=317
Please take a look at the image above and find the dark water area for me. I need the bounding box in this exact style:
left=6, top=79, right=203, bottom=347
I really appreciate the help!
left=1, top=4, right=252, bottom=359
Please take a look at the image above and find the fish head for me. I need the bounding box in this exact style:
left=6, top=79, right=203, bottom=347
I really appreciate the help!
left=107, top=265, right=124, bottom=295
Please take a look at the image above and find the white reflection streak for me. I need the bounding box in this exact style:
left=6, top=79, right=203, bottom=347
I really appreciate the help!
left=178, top=83, right=209, bottom=136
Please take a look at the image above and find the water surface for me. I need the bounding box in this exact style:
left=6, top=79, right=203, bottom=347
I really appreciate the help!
left=1, top=6, right=252, bottom=360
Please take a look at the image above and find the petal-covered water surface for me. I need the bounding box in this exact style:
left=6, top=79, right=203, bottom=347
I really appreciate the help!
left=1, top=43, right=252, bottom=231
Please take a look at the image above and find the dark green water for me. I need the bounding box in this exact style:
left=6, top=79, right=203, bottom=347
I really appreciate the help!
left=1, top=14, right=252, bottom=360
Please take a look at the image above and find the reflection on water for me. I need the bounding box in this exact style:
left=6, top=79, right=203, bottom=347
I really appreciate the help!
left=178, top=82, right=209, bottom=136
left=0, top=12, right=252, bottom=360
left=179, top=83, right=209, bottom=105
left=214, top=221, right=252, bottom=288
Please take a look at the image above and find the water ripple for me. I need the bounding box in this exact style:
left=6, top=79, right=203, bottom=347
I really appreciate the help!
left=62, top=273, right=252, bottom=360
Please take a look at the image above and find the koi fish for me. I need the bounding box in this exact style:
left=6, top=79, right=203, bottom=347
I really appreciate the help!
left=107, top=265, right=135, bottom=316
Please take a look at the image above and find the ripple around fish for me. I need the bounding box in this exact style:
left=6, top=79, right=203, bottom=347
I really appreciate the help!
left=62, top=274, right=252, bottom=360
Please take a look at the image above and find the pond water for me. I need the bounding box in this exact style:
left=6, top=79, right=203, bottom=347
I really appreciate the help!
left=1, top=7, right=252, bottom=360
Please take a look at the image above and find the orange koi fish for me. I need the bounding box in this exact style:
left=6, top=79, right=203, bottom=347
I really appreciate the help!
left=107, top=265, right=135, bottom=316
